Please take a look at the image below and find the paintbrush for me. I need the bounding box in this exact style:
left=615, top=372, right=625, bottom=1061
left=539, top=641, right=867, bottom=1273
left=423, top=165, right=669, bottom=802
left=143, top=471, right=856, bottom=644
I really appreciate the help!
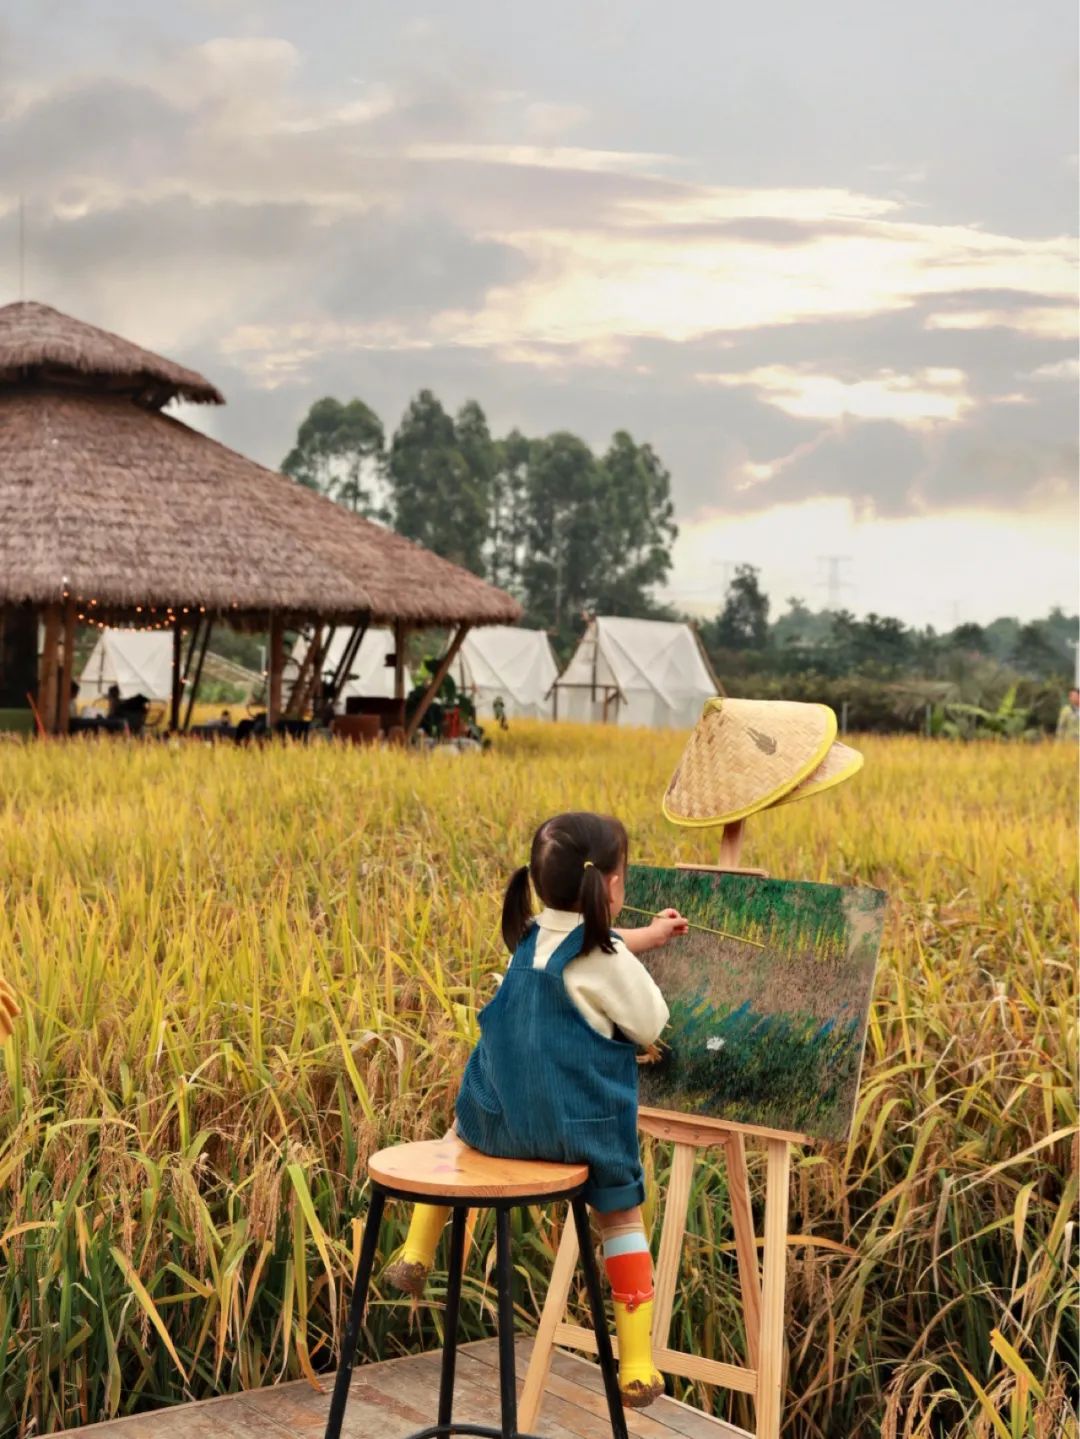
left=619, top=904, right=766, bottom=949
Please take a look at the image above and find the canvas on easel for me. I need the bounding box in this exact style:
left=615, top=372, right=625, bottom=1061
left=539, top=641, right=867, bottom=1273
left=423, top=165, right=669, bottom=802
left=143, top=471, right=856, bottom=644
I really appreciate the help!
left=623, top=865, right=886, bottom=1143
left=521, top=697, right=878, bottom=1437
left=520, top=863, right=886, bottom=1439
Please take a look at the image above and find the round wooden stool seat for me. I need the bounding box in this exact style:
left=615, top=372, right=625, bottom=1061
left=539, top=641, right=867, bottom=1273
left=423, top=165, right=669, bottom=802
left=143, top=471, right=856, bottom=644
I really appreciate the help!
left=368, top=1134, right=588, bottom=1202
left=325, top=1136, right=627, bottom=1439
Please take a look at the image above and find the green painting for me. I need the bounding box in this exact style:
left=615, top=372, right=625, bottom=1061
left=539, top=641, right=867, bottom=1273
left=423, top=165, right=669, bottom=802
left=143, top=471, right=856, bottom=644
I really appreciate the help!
left=619, top=866, right=886, bottom=1142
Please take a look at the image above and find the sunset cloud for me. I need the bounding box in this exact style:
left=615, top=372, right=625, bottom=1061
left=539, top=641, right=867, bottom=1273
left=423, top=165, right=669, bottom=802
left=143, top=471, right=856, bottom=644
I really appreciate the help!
left=695, top=366, right=975, bottom=425
left=0, top=0, right=1074, bottom=622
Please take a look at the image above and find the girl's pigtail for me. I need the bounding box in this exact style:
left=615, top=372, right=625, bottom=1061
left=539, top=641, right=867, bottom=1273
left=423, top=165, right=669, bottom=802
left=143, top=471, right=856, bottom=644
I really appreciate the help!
left=501, top=865, right=534, bottom=952
left=580, top=863, right=616, bottom=956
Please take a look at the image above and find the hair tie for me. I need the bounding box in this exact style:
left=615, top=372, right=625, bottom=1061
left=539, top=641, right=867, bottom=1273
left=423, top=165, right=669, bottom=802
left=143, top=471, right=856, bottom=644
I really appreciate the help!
left=583, top=860, right=595, bottom=870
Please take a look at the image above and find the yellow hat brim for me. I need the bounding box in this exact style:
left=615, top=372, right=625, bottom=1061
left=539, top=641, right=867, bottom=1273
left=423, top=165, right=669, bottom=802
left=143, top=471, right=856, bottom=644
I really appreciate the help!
left=663, top=697, right=837, bottom=828
left=772, top=740, right=864, bottom=807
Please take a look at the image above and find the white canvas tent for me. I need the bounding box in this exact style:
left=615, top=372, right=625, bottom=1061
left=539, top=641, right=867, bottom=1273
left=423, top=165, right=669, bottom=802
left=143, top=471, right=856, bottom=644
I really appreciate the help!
left=452, top=625, right=558, bottom=720
left=291, top=627, right=400, bottom=705
left=554, top=617, right=719, bottom=729
left=80, top=629, right=175, bottom=702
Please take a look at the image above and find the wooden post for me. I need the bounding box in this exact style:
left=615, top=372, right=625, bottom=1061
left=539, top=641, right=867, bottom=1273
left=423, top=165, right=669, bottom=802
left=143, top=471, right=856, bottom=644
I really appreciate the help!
left=725, top=1131, right=763, bottom=1369
left=58, top=598, right=76, bottom=734
left=393, top=619, right=407, bottom=702
left=38, top=603, right=61, bottom=737
left=170, top=623, right=183, bottom=732
left=404, top=624, right=468, bottom=742
left=327, top=621, right=369, bottom=713
left=286, top=624, right=320, bottom=717
left=756, top=1139, right=791, bottom=1439
left=517, top=1215, right=582, bottom=1425
left=305, top=624, right=330, bottom=715
left=718, top=818, right=745, bottom=869
left=650, top=1139, right=696, bottom=1341
left=268, top=613, right=284, bottom=727
left=183, top=617, right=203, bottom=682
left=182, top=619, right=213, bottom=731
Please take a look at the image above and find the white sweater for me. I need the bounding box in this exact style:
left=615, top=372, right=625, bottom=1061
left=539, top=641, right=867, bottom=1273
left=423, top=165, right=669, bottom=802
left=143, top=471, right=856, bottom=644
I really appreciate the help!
left=523, top=907, right=669, bottom=1045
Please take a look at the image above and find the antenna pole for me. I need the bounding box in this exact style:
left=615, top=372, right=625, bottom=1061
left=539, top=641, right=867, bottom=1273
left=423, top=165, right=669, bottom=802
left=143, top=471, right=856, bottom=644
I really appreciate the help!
left=18, top=196, right=25, bottom=300
left=817, top=554, right=853, bottom=611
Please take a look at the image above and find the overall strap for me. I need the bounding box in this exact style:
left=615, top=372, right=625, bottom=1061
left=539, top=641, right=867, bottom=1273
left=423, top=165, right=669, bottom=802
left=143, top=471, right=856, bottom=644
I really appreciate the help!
left=544, top=922, right=587, bottom=979
left=507, top=923, right=541, bottom=972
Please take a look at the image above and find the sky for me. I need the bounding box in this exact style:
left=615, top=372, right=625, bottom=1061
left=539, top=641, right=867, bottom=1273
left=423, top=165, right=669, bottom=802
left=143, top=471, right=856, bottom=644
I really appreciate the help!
left=1, top=0, right=1076, bottom=629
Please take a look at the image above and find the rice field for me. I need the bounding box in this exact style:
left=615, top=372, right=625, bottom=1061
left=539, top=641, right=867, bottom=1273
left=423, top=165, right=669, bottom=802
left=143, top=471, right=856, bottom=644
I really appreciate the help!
left=0, top=726, right=1075, bottom=1437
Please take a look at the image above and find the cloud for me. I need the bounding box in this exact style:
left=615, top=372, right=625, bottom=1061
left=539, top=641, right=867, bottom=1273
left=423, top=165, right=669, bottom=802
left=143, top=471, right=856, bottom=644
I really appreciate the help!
left=0, top=17, right=1074, bottom=556
left=925, top=306, right=1076, bottom=340
left=1029, top=358, right=1080, bottom=381
left=695, top=365, right=974, bottom=425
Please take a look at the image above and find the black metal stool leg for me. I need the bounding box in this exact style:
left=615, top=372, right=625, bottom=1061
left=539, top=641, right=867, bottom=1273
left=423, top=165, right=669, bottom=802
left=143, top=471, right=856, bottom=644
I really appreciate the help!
left=571, top=1197, right=629, bottom=1439
left=324, top=1186, right=386, bottom=1439
left=437, top=1204, right=467, bottom=1432
left=494, top=1205, right=518, bottom=1439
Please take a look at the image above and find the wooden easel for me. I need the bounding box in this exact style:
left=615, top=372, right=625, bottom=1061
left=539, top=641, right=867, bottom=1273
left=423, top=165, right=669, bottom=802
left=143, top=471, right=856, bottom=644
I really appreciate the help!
left=519, top=820, right=806, bottom=1439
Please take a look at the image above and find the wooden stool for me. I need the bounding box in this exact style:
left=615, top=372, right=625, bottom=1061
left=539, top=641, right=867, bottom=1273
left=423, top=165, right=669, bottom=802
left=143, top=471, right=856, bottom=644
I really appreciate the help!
left=323, top=1135, right=628, bottom=1439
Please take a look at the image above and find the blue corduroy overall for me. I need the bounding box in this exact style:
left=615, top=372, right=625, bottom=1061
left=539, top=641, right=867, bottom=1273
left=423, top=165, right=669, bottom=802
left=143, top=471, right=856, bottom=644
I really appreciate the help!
left=455, top=921, right=644, bottom=1212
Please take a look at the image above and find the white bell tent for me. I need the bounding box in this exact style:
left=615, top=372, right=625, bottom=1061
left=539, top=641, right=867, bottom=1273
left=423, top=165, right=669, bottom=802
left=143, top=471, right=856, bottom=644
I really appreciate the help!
left=80, top=629, right=176, bottom=702
left=553, top=616, right=719, bottom=729
left=452, top=625, right=559, bottom=720
left=291, top=627, right=400, bottom=704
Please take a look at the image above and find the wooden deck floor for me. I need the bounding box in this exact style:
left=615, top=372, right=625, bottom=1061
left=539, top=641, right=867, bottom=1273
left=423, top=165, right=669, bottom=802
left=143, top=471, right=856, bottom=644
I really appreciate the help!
left=58, top=1339, right=750, bottom=1439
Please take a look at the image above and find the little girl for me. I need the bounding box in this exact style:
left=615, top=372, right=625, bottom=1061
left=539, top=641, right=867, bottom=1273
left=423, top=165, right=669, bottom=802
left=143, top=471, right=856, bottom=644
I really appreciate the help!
left=388, top=811, right=687, bottom=1408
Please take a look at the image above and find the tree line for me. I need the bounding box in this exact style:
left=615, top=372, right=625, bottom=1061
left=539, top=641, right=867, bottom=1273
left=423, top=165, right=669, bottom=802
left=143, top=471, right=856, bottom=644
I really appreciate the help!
left=703, top=565, right=1076, bottom=682
left=277, top=392, right=1077, bottom=731
left=281, top=392, right=676, bottom=655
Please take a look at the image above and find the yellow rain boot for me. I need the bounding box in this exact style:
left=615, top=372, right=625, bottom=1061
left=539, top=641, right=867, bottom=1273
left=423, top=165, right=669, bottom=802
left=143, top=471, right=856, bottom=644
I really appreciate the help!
left=385, top=1203, right=450, bottom=1295
left=603, top=1228, right=664, bottom=1407
left=612, top=1294, right=664, bottom=1407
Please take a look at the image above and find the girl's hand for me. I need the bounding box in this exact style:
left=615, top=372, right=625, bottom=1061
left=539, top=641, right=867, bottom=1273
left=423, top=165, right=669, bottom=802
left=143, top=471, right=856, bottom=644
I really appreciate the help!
left=646, top=908, right=688, bottom=950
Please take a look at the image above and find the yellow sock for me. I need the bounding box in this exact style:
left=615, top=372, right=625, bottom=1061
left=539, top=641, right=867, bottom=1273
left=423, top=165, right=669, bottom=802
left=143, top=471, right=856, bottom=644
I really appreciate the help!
left=613, top=1295, right=663, bottom=1401
left=401, top=1203, right=450, bottom=1267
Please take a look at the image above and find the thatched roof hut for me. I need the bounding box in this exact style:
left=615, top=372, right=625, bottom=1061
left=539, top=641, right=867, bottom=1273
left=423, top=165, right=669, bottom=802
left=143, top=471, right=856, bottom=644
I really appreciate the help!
left=0, top=301, right=520, bottom=736
left=0, top=299, right=224, bottom=406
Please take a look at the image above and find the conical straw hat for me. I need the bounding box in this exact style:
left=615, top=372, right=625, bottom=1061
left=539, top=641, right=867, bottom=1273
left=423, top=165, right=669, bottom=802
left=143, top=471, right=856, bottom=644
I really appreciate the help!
left=772, top=739, right=863, bottom=807
left=662, top=697, right=837, bottom=827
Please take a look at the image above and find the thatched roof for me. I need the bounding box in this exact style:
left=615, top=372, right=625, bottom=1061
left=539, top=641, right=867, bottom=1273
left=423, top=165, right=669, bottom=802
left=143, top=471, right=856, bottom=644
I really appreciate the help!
left=0, top=300, right=223, bottom=407
left=0, top=386, right=521, bottom=625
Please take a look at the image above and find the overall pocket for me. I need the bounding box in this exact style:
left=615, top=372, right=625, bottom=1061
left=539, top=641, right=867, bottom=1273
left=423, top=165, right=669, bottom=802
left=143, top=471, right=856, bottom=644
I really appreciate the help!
left=561, top=1114, right=617, bottom=1165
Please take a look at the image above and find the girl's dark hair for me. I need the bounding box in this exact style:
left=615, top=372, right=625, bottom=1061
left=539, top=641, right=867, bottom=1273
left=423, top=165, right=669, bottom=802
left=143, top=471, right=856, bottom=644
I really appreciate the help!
left=501, top=812, right=629, bottom=955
